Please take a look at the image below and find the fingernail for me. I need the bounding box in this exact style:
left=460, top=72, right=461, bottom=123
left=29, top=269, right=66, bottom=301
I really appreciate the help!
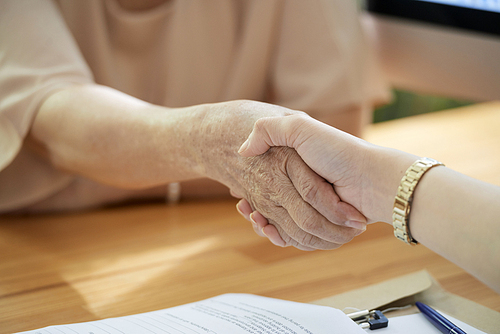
left=236, top=203, right=247, bottom=219
left=238, top=139, right=249, bottom=154
left=262, top=228, right=286, bottom=247
left=236, top=202, right=244, bottom=216
left=249, top=212, right=257, bottom=224
left=345, top=220, right=367, bottom=231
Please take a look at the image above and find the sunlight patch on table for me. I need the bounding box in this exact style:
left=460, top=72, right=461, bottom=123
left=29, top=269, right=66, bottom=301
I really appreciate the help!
left=62, top=238, right=218, bottom=315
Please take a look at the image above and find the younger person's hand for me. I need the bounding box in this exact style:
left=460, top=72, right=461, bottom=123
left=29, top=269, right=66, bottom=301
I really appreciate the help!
left=238, top=114, right=413, bottom=248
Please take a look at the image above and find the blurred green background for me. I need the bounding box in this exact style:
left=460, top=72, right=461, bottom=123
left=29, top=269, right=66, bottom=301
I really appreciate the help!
left=372, top=89, right=473, bottom=123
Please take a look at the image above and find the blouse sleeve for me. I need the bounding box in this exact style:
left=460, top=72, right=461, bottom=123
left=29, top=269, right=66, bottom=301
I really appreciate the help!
left=269, top=0, right=390, bottom=113
left=0, top=0, right=93, bottom=171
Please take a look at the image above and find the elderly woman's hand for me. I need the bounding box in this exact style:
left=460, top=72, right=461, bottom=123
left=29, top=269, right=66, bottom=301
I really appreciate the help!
left=30, top=84, right=364, bottom=248
left=194, top=101, right=366, bottom=250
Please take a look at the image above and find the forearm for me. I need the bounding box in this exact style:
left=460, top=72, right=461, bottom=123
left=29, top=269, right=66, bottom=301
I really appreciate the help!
left=410, top=167, right=500, bottom=291
left=32, top=91, right=364, bottom=250
left=31, top=84, right=206, bottom=188
left=239, top=114, right=500, bottom=289
left=372, top=150, right=500, bottom=292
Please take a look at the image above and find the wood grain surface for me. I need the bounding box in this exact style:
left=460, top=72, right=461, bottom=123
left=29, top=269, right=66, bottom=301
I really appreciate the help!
left=2, top=103, right=500, bottom=333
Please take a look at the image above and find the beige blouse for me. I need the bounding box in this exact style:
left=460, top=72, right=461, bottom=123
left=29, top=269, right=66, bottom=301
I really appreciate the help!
left=0, top=0, right=389, bottom=212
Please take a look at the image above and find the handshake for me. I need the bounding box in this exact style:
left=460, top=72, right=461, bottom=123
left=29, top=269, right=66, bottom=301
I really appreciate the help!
left=27, top=86, right=498, bottom=291
left=229, top=110, right=500, bottom=295
left=229, top=113, right=417, bottom=251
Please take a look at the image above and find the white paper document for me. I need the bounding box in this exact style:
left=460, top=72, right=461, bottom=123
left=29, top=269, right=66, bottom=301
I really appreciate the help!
left=18, top=294, right=366, bottom=334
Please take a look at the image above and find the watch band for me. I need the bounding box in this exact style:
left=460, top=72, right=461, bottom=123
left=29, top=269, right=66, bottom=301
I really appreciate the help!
left=393, top=157, right=444, bottom=245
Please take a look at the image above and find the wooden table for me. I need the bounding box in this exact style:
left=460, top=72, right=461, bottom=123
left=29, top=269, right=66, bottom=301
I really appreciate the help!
left=2, top=103, right=500, bottom=333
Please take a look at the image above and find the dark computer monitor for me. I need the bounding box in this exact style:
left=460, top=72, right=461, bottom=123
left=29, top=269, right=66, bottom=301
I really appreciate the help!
left=364, top=0, right=500, bottom=101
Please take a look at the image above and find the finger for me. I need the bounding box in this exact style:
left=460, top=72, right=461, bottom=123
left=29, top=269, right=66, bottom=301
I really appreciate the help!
left=238, top=202, right=269, bottom=239
left=282, top=186, right=363, bottom=245
left=237, top=202, right=272, bottom=239
left=239, top=115, right=304, bottom=157
left=236, top=199, right=253, bottom=221
left=286, top=154, right=367, bottom=228
left=249, top=211, right=268, bottom=230
left=243, top=147, right=358, bottom=249
left=248, top=209, right=323, bottom=250
left=249, top=211, right=267, bottom=237
left=247, top=210, right=314, bottom=249
left=273, top=174, right=363, bottom=246
left=261, top=223, right=287, bottom=248
left=234, top=186, right=316, bottom=247
left=258, top=204, right=343, bottom=250
left=266, top=218, right=323, bottom=251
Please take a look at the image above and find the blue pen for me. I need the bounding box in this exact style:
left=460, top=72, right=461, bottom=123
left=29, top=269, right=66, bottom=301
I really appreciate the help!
left=416, top=302, right=467, bottom=334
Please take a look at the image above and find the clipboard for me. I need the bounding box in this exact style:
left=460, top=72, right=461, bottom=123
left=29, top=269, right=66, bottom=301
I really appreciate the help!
left=311, top=270, right=500, bottom=333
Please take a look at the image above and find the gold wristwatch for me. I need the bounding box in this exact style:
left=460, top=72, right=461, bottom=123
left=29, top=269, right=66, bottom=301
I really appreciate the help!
left=393, top=157, right=444, bottom=245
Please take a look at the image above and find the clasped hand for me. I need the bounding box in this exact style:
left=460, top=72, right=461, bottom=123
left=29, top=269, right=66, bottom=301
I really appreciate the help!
left=196, top=101, right=366, bottom=250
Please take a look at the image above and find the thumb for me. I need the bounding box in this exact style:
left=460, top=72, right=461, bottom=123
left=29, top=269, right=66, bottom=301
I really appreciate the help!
left=238, top=116, right=295, bottom=157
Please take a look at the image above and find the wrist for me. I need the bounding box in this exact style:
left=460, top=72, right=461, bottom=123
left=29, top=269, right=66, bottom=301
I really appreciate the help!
left=362, top=145, right=419, bottom=224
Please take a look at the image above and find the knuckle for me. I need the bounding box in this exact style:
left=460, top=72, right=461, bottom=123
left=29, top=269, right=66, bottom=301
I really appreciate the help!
left=300, top=179, right=320, bottom=204
left=297, top=215, right=317, bottom=233
left=254, top=117, right=267, bottom=132
left=254, top=201, right=280, bottom=221
left=288, top=206, right=318, bottom=232
left=274, top=187, right=295, bottom=207
left=279, top=233, right=295, bottom=248
left=296, top=232, right=320, bottom=249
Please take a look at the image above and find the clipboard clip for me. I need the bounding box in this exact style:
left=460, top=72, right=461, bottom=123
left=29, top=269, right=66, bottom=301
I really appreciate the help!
left=347, top=309, right=388, bottom=330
